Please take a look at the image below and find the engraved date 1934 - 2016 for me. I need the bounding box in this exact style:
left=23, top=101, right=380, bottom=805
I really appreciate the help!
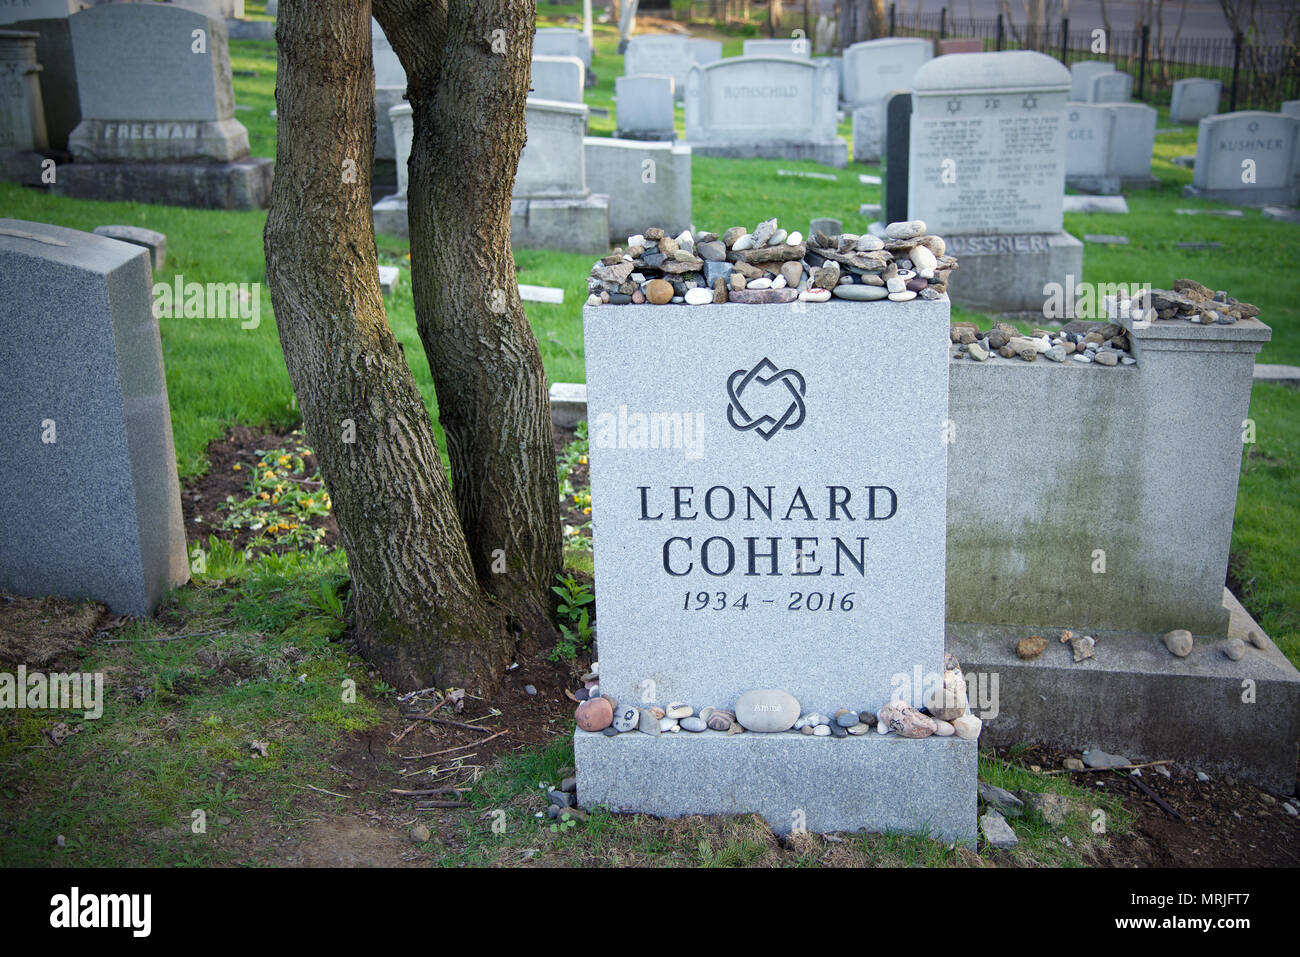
left=683, top=591, right=856, bottom=612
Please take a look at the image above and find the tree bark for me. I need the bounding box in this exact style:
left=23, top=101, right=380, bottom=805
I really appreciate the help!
left=265, top=0, right=514, bottom=692
left=375, top=0, right=563, bottom=652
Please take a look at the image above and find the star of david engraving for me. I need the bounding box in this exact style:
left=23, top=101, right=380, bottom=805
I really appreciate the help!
left=946, top=97, right=962, bottom=114
left=726, top=358, right=807, bottom=441
left=1023, top=93, right=1040, bottom=111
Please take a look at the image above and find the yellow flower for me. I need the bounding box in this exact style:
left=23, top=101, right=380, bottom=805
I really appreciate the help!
left=305, top=498, right=314, bottom=507
left=271, top=496, right=279, bottom=504
left=278, top=455, right=290, bottom=465
left=578, top=455, right=588, bottom=465
left=583, top=506, right=591, bottom=514
left=232, top=463, right=242, bottom=471
left=259, top=492, right=270, bottom=500
left=264, top=470, right=276, bottom=480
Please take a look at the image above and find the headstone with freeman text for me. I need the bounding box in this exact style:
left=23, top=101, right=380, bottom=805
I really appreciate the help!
left=1170, top=78, right=1220, bottom=124
left=905, top=50, right=1081, bottom=312
left=576, top=292, right=974, bottom=841
left=56, top=3, right=271, bottom=208
left=1183, top=110, right=1300, bottom=207
left=0, top=218, right=190, bottom=617
left=685, top=55, right=846, bottom=167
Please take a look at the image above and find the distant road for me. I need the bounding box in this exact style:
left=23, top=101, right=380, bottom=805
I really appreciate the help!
left=813, top=0, right=1271, bottom=42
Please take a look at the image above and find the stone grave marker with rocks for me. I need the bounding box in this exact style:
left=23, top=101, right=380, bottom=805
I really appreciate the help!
left=372, top=102, right=411, bottom=237
left=1170, top=77, right=1221, bottom=124
left=614, top=73, right=675, bottom=141
left=904, top=51, right=1080, bottom=313
left=1068, top=59, right=1113, bottom=101
left=511, top=98, right=609, bottom=253
left=1087, top=70, right=1132, bottom=103
left=530, top=54, right=584, bottom=104
left=0, top=218, right=189, bottom=616
left=842, top=37, right=931, bottom=163
left=56, top=3, right=271, bottom=208
left=1183, top=110, right=1300, bottom=207
left=575, top=215, right=976, bottom=840
left=685, top=55, right=845, bottom=167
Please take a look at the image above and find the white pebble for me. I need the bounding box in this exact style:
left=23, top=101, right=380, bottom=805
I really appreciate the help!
left=786, top=231, right=803, bottom=245
left=885, top=220, right=926, bottom=240
left=772, top=275, right=787, bottom=289
left=747, top=276, right=773, bottom=289
left=799, top=288, right=830, bottom=302
left=888, top=290, right=917, bottom=302
left=683, top=287, right=712, bottom=305
left=627, top=234, right=644, bottom=247
left=886, top=277, right=906, bottom=293
left=732, top=233, right=755, bottom=251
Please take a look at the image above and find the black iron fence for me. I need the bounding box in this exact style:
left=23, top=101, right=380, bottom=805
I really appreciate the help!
left=887, top=10, right=1299, bottom=113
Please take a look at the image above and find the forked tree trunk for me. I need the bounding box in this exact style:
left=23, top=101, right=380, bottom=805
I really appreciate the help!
left=265, top=0, right=516, bottom=691
left=375, top=0, right=563, bottom=652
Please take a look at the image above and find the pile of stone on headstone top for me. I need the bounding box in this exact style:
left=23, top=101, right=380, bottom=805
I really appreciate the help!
left=950, top=319, right=1137, bottom=367
left=584, top=218, right=958, bottom=306
left=1139, top=278, right=1260, bottom=325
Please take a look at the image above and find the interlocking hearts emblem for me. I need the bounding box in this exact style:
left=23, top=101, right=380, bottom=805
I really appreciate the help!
left=726, top=358, right=806, bottom=441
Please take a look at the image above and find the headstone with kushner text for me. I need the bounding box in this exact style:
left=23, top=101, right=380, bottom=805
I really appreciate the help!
left=1183, top=110, right=1300, bottom=207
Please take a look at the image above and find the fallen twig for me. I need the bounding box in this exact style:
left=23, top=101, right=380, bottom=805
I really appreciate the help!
left=390, top=787, right=466, bottom=797
left=419, top=716, right=501, bottom=733
left=414, top=800, right=471, bottom=809
left=290, top=783, right=349, bottom=799
left=1122, top=770, right=1184, bottom=821
left=400, top=729, right=507, bottom=760
left=1045, top=759, right=1173, bottom=775
left=99, top=629, right=225, bottom=644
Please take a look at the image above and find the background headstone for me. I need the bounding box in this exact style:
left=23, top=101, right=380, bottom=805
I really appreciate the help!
left=583, top=136, right=690, bottom=240
left=534, top=26, right=590, bottom=67
left=9, top=13, right=79, bottom=150
left=0, top=28, right=47, bottom=156
left=844, top=38, right=931, bottom=163
left=511, top=98, right=608, bottom=252
left=1170, top=77, right=1221, bottom=124
left=614, top=73, right=675, bottom=141
left=1184, top=110, right=1300, bottom=206
left=531, top=54, right=584, bottom=104
left=936, top=38, right=981, bottom=55
left=741, top=37, right=809, bottom=58
left=372, top=102, right=411, bottom=237
left=0, top=0, right=84, bottom=24
left=880, top=90, right=911, bottom=225
left=907, top=50, right=1080, bottom=312
left=92, top=223, right=165, bottom=269
left=372, top=17, right=405, bottom=165
left=685, top=56, right=845, bottom=167
left=0, top=218, right=189, bottom=616
left=1068, top=59, right=1114, bottom=101
left=624, top=33, right=689, bottom=90
left=1088, top=70, right=1132, bottom=104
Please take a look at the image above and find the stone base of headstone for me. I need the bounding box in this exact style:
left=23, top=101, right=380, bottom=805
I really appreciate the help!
left=689, top=139, right=847, bottom=169
left=0, top=149, right=51, bottom=187
left=1061, top=194, right=1129, bottom=214
left=372, top=194, right=408, bottom=238
left=1182, top=183, right=1299, bottom=208
left=53, top=157, right=273, bottom=210
left=510, top=194, right=610, bottom=253
left=225, top=18, right=275, bottom=40
left=950, top=591, right=1300, bottom=794
left=548, top=382, right=587, bottom=429
left=938, top=232, right=1083, bottom=314
left=1262, top=205, right=1300, bottom=224
left=583, top=138, right=690, bottom=243
left=69, top=117, right=251, bottom=163
left=575, top=730, right=978, bottom=841
left=1066, top=173, right=1161, bottom=195
left=613, top=128, right=676, bottom=142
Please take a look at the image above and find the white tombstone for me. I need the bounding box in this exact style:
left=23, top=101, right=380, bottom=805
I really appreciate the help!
left=907, top=50, right=1080, bottom=313
left=686, top=38, right=721, bottom=66
left=842, top=36, right=932, bottom=107
left=1068, top=59, right=1114, bottom=101
left=1170, top=78, right=1221, bottom=124
left=534, top=26, right=590, bottom=68
left=531, top=54, right=584, bottom=104
left=742, top=37, right=810, bottom=58
left=624, top=34, right=690, bottom=89
left=372, top=17, right=406, bottom=162
left=685, top=56, right=845, bottom=168
left=1088, top=70, right=1132, bottom=103
left=1184, top=110, right=1300, bottom=207
left=583, top=136, right=691, bottom=240
left=1065, top=102, right=1158, bottom=193
left=614, top=73, right=675, bottom=141
left=511, top=98, right=609, bottom=253
left=1064, top=103, right=1116, bottom=186
left=1108, top=102, right=1158, bottom=185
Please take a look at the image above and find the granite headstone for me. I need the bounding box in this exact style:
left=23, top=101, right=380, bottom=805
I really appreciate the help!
left=1184, top=110, right=1300, bottom=206
left=1169, top=77, right=1220, bottom=124
left=614, top=73, right=675, bottom=141
left=531, top=54, right=584, bottom=104
left=1068, top=59, right=1113, bottom=101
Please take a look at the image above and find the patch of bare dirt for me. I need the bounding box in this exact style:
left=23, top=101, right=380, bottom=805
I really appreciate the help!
left=0, top=595, right=106, bottom=669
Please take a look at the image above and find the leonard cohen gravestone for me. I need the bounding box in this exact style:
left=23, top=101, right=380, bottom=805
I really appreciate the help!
left=906, top=51, right=1081, bottom=313
left=0, top=219, right=189, bottom=616
left=58, top=3, right=271, bottom=209
left=575, top=298, right=976, bottom=840
left=684, top=56, right=845, bottom=167
left=1183, top=110, right=1300, bottom=207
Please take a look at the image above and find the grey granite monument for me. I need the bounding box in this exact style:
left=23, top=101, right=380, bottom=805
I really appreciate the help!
left=0, top=28, right=47, bottom=182
left=576, top=297, right=976, bottom=841
left=1183, top=110, right=1299, bottom=207
left=56, top=3, right=272, bottom=208
left=0, top=218, right=189, bottom=616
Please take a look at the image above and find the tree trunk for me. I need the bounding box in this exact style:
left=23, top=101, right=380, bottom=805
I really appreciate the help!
left=867, top=0, right=887, bottom=38
left=264, top=0, right=513, bottom=692
left=375, top=0, right=563, bottom=653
